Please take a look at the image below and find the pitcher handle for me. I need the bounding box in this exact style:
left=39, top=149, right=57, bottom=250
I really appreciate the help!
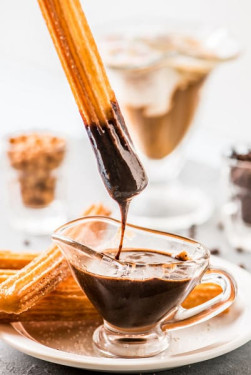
left=161, top=268, right=237, bottom=332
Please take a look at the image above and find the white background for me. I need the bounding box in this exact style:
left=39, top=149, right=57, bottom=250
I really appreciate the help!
left=0, top=0, right=250, bottom=166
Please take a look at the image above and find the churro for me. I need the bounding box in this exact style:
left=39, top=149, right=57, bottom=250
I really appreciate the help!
left=37, top=0, right=116, bottom=127
left=0, top=251, right=36, bottom=270
left=0, top=275, right=99, bottom=323
left=182, top=283, right=224, bottom=309
left=0, top=270, right=16, bottom=283
left=37, top=0, right=148, bottom=258
left=0, top=204, right=110, bottom=314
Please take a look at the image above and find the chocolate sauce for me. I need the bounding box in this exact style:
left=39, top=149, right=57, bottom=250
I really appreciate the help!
left=72, top=249, right=192, bottom=329
left=84, top=101, right=148, bottom=259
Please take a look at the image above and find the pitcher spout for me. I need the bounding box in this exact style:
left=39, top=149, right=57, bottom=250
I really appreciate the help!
left=52, top=233, right=104, bottom=261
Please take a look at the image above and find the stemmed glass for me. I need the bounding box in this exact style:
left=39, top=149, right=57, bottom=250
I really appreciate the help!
left=96, top=19, right=239, bottom=230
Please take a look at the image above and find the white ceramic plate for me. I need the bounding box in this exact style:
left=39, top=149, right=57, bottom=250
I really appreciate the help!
left=0, top=256, right=250, bottom=373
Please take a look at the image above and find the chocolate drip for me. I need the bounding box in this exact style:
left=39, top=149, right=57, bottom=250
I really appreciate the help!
left=116, top=200, right=129, bottom=260
left=84, top=100, right=148, bottom=258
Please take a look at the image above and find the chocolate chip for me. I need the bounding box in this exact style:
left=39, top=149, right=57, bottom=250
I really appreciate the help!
left=210, top=248, right=220, bottom=256
left=231, top=149, right=251, bottom=162
left=217, top=222, right=224, bottom=231
left=23, top=239, right=30, bottom=247
left=236, top=247, right=244, bottom=253
left=239, top=264, right=246, bottom=269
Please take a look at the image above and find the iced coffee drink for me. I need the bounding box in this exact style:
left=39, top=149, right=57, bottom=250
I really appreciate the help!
left=101, top=30, right=237, bottom=160
left=123, top=65, right=208, bottom=159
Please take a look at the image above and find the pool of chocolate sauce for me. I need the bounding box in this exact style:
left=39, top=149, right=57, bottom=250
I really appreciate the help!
left=72, top=249, right=192, bottom=329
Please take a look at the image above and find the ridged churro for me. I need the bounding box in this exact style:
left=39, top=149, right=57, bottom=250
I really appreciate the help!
left=0, top=275, right=98, bottom=323
left=0, top=251, right=37, bottom=270
left=37, top=0, right=116, bottom=128
left=0, top=204, right=110, bottom=314
left=37, top=0, right=148, bottom=259
left=182, top=283, right=224, bottom=309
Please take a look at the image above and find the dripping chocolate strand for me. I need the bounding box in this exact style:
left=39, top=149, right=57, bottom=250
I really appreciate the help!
left=116, top=200, right=130, bottom=260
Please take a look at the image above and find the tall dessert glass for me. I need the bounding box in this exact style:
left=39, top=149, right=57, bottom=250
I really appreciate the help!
left=4, top=132, right=68, bottom=234
left=97, top=19, right=239, bottom=229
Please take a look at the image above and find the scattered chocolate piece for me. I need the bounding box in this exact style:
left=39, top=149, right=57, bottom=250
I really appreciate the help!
left=188, top=224, right=197, bottom=239
left=23, top=239, right=30, bottom=247
left=239, top=264, right=246, bottom=269
left=210, top=248, right=220, bottom=256
left=231, top=148, right=251, bottom=162
left=217, top=222, right=224, bottom=231
left=236, top=247, right=244, bottom=253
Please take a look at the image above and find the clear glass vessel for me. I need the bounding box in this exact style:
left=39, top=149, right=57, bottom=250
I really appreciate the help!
left=4, top=132, right=68, bottom=235
left=53, top=216, right=236, bottom=358
left=222, top=145, right=251, bottom=252
left=97, top=19, right=239, bottom=229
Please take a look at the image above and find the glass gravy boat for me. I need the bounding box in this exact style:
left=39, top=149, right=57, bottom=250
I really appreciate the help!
left=53, top=216, right=236, bottom=358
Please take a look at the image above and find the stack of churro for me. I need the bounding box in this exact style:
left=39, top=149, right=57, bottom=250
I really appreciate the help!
left=0, top=203, right=110, bottom=317
left=0, top=271, right=99, bottom=323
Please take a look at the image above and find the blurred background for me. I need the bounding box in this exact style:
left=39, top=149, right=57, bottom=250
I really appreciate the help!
left=0, top=0, right=251, bottom=258
left=0, top=0, right=249, bottom=167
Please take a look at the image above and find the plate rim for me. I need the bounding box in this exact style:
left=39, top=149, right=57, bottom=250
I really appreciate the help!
left=0, top=256, right=251, bottom=372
